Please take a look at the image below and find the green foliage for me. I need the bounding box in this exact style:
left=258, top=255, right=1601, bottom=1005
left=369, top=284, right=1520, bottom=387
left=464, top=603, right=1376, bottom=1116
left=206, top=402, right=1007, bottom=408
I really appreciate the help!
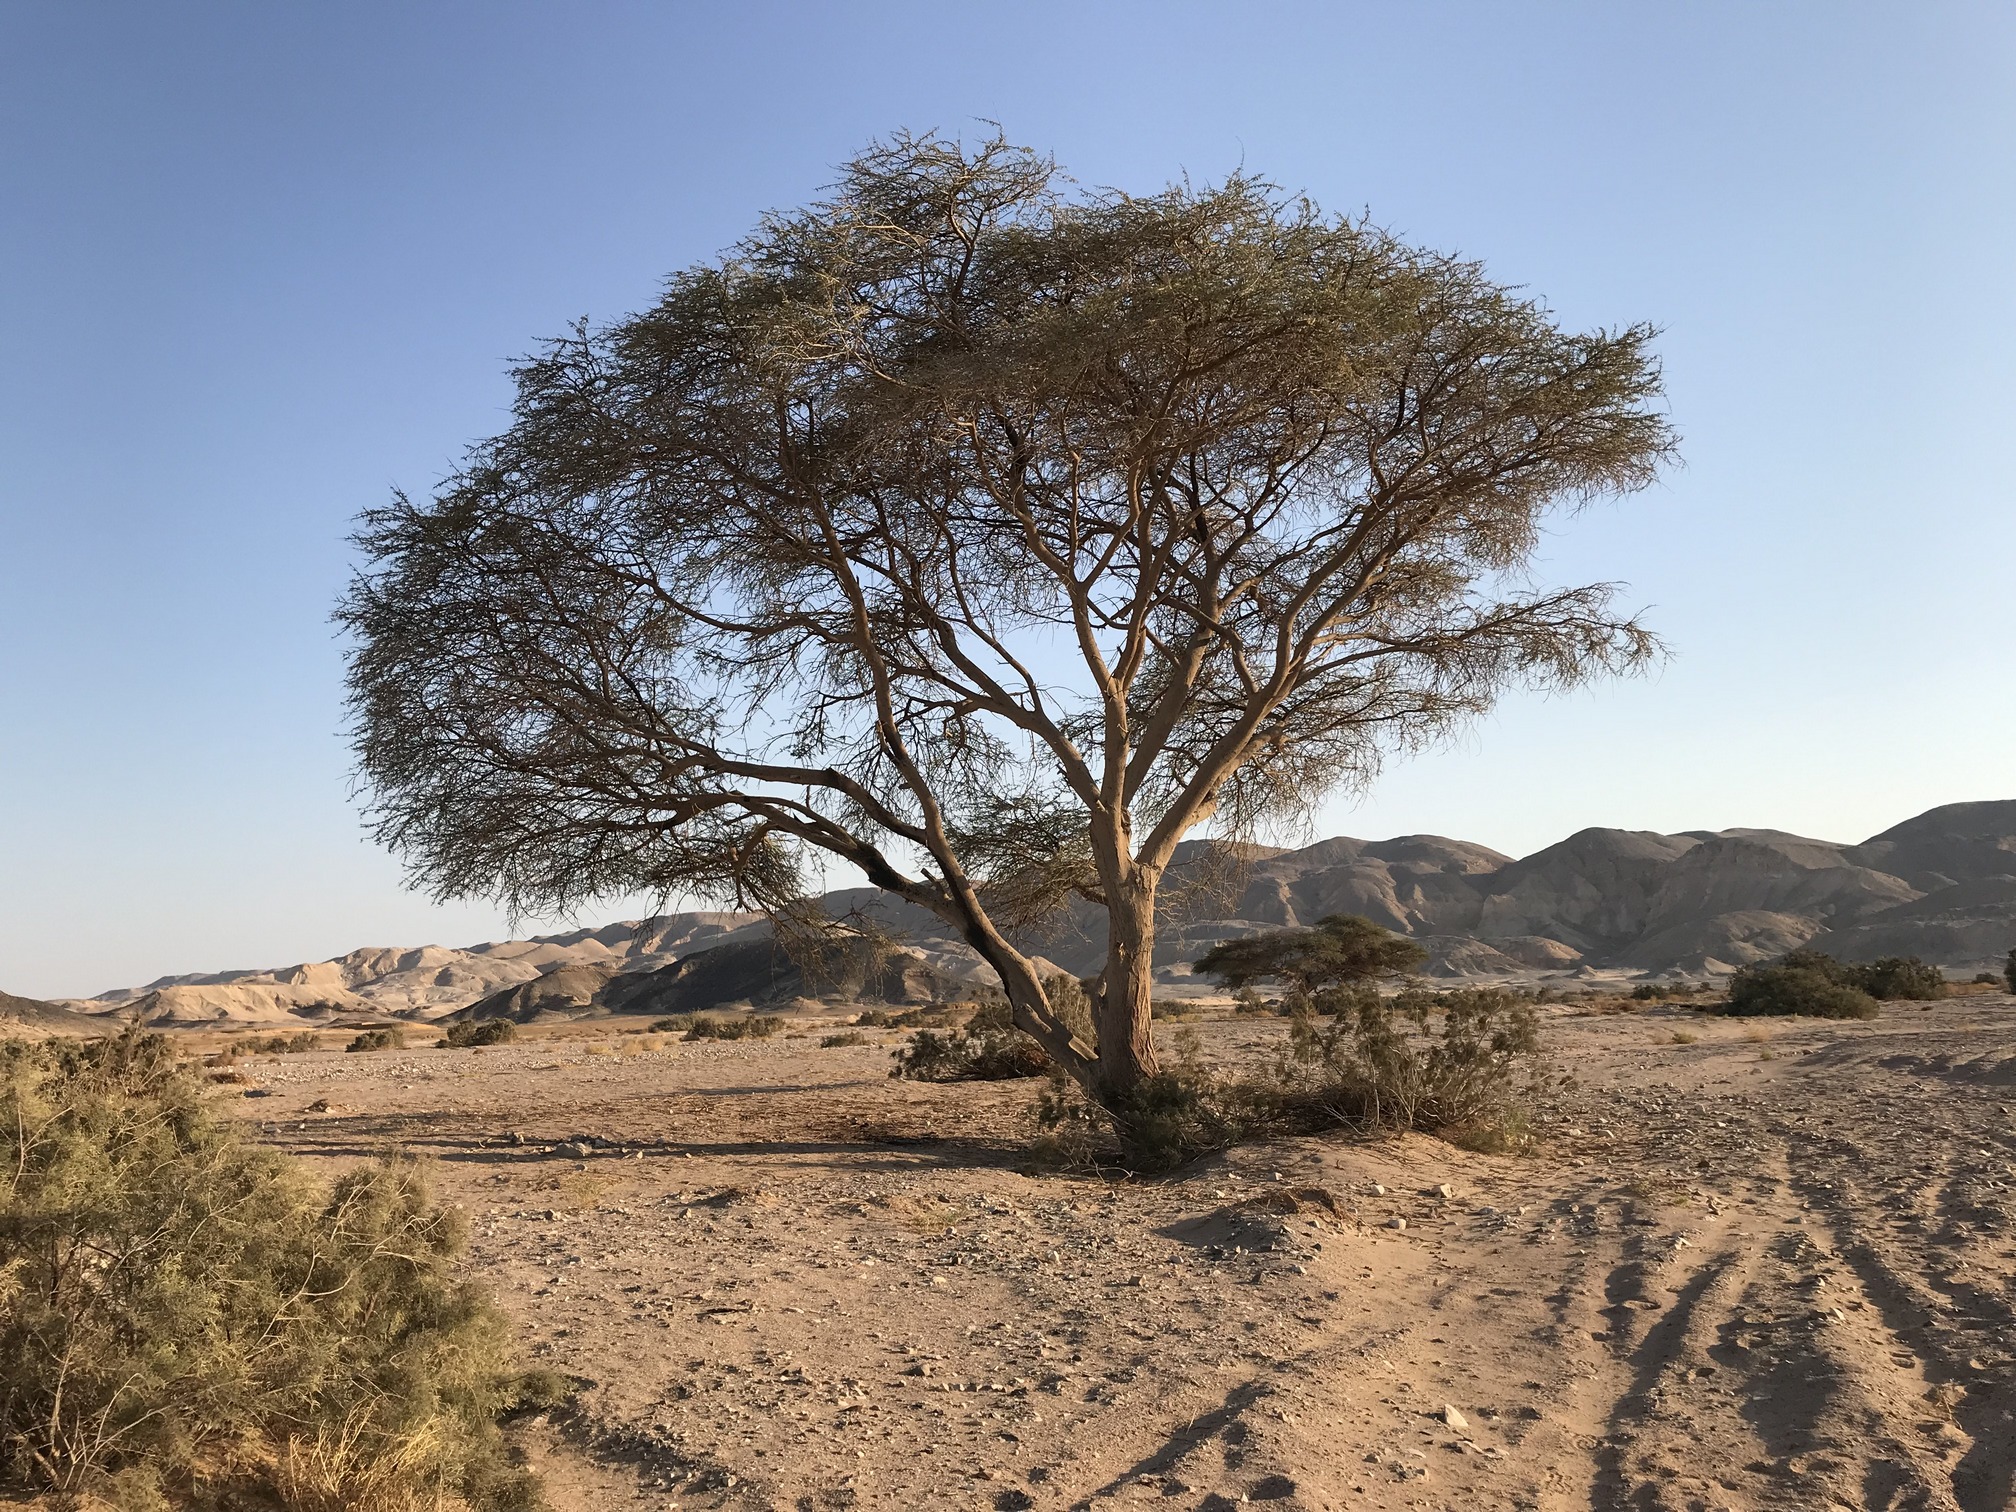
left=1847, top=956, right=1946, bottom=1002
left=1193, top=915, right=1427, bottom=1008
left=235, top=1031, right=322, bottom=1056
left=681, top=1015, right=783, bottom=1041
left=1724, top=949, right=1877, bottom=1019
left=439, top=1019, right=519, bottom=1048
left=344, top=1027, right=407, bottom=1053
left=0, top=1029, right=550, bottom=1510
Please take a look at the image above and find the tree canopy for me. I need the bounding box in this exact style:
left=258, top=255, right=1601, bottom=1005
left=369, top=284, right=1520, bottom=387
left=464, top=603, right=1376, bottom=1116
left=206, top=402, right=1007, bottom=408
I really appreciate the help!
left=340, top=133, right=1675, bottom=1097
left=1193, top=914, right=1428, bottom=998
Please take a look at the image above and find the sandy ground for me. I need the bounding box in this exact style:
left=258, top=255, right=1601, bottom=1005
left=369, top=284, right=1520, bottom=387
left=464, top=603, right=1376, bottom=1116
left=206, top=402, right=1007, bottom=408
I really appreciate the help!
left=212, top=994, right=2016, bottom=1512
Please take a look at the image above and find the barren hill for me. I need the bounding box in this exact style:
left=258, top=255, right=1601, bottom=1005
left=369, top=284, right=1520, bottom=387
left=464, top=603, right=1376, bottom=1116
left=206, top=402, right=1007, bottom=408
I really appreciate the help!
left=79, top=800, right=2016, bottom=1027
left=0, top=987, right=109, bottom=1036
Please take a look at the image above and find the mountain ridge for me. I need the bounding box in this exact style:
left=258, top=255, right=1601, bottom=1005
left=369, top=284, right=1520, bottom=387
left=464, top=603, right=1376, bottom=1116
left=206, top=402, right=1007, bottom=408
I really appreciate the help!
left=42, top=800, right=2016, bottom=1029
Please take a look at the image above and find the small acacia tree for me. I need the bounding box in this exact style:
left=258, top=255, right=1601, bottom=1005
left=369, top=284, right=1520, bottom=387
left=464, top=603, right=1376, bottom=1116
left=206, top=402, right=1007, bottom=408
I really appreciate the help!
left=340, top=133, right=1674, bottom=1106
left=1194, top=914, right=1428, bottom=1007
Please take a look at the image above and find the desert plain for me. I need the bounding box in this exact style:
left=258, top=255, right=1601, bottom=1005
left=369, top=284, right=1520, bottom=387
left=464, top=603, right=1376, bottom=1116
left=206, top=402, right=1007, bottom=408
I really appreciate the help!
left=180, top=989, right=2016, bottom=1512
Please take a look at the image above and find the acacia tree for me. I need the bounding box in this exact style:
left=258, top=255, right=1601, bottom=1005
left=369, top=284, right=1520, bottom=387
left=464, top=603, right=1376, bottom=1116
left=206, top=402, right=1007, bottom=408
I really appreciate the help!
left=340, top=134, right=1675, bottom=1104
left=1194, top=915, right=1429, bottom=1004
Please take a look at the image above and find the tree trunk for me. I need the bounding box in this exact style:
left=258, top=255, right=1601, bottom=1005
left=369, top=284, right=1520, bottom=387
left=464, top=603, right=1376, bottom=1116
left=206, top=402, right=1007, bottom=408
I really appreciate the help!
left=1095, top=876, right=1162, bottom=1096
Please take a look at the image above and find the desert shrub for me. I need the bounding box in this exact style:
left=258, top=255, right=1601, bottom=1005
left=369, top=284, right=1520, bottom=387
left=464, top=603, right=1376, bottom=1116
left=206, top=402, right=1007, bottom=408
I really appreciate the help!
left=2004, top=947, right=2015, bottom=994
left=848, top=1004, right=960, bottom=1029
left=439, top=1018, right=519, bottom=1048
left=1266, top=987, right=1541, bottom=1137
left=891, top=998, right=1051, bottom=1082
left=1037, top=991, right=1543, bottom=1171
left=0, top=1028, right=556, bottom=1510
left=1723, top=950, right=1877, bottom=1019
left=1847, top=956, right=1946, bottom=1001
left=819, top=1030, right=868, bottom=1048
left=1974, top=971, right=2001, bottom=985
left=1630, top=982, right=1688, bottom=1002
left=239, top=1031, right=322, bottom=1055
left=344, top=1027, right=407, bottom=1053
left=682, top=1015, right=784, bottom=1041
left=1232, top=988, right=1289, bottom=1016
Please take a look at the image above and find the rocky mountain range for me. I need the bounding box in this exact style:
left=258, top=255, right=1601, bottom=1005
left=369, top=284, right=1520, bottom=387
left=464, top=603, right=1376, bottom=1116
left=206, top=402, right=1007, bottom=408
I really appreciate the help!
left=30, top=800, right=2016, bottom=1029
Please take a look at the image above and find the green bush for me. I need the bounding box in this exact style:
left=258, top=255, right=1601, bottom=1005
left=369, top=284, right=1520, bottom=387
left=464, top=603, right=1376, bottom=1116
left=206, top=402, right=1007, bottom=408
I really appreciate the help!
left=1724, top=950, right=1877, bottom=1019
left=0, top=1029, right=556, bottom=1510
left=1846, top=956, right=1946, bottom=1001
left=681, top=1014, right=783, bottom=1041
left=344, top=1027, right=407, bottom=1053
left=439, top=1018, right=519, bottom=1048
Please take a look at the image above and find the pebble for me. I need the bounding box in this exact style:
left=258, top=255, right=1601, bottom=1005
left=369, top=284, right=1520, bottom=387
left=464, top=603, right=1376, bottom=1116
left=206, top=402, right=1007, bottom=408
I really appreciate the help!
left=1387, top=1216, right=1407, bottom=1231
left=1369, top=1184, right=1387, bottom=1197
left=1443, top=1404, right=1468, bottom=1430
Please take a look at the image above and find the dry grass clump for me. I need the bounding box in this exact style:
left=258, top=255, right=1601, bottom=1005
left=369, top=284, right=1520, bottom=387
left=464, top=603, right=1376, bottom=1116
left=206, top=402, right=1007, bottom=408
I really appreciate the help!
left=819, top=1030, right=869, bottom=1048
left=0, top=1029, right=560, bottom=1510
left=345, top=1027, right=407, bottom=1053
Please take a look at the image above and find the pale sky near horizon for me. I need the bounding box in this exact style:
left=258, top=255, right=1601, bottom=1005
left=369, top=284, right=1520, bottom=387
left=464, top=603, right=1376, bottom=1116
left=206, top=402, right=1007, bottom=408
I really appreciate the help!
left=2, top=2, right=2011, bottom=999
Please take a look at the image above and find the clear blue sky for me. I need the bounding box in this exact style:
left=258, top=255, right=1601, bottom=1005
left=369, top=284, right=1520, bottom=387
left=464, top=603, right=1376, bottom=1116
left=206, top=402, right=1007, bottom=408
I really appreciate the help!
left=2, top=2, right=2011, bottom=999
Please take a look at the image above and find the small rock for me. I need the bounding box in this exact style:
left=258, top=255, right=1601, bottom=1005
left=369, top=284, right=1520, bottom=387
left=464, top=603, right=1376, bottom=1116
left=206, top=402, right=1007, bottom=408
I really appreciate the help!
left=1442, top=1404, right=1469, bottom=1430
left=1433, top=1183, right=1454, bottom=1200
left=1369, top=1184, right=1387, bottom=1197
left=1386, top=1216, right=1407, bottom=1231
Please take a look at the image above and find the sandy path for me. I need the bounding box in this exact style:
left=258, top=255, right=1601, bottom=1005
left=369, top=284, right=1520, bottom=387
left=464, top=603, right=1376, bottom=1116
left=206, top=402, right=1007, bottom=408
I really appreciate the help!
left=224, top=996, right=2016, bottom=1511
